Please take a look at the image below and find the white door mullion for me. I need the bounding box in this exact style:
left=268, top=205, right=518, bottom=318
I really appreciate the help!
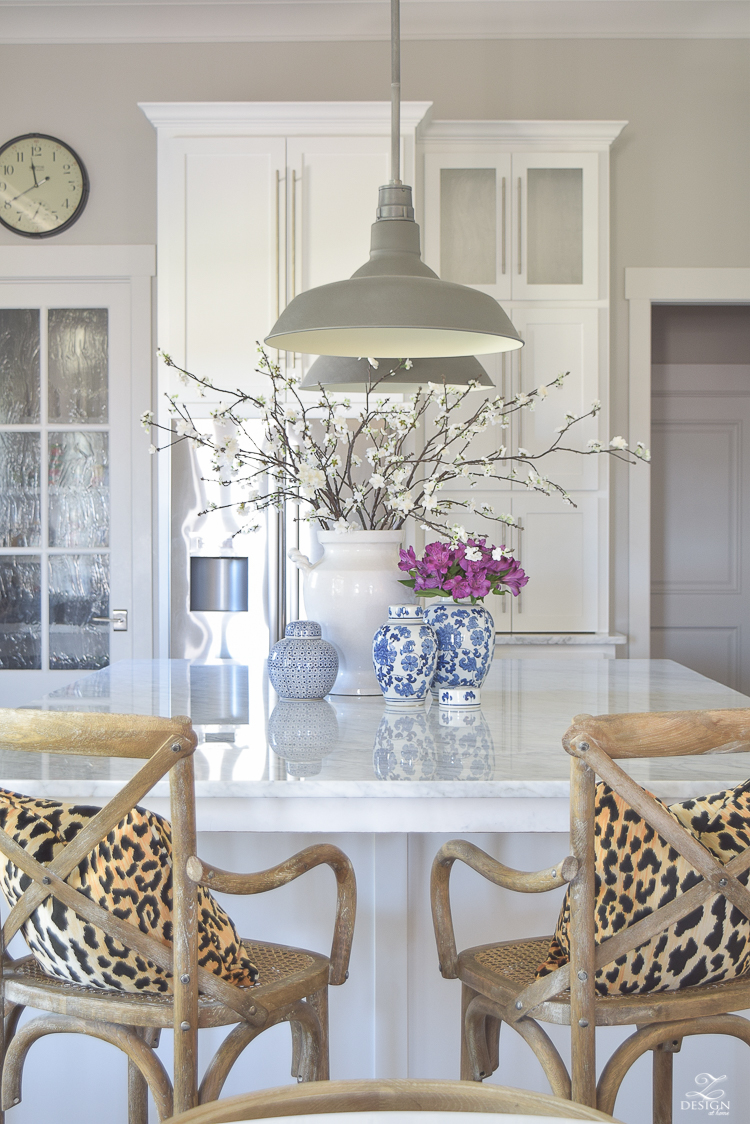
left=40, top=305, right=50, bottom=673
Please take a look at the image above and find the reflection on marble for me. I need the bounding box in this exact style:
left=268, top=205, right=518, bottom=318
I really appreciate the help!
left=9, top=659, right=750, bottom=819
left=268, top=699, right=339, bottom=777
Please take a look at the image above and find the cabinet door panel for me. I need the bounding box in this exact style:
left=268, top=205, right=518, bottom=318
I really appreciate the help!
left=511, top=152, right=598, bottom=300
left=511, top=493, right=598, bottom=632
left=180, top=138, right=285, bottom=397
left=423, top=152, right=512, bottom=301
left=513, top=307, right=600, bottom=492
left=288, top=137, right=390, bottom=296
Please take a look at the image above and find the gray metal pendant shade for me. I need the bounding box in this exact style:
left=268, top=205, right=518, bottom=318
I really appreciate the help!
left=300, top=353, right=494, bottom=391
left=265, top=185, right=523, bottom=359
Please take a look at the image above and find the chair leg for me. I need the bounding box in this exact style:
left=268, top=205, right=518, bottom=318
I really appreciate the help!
left=128, top=1028, right=162, bottom=1124
left=460, top=984, right=480, bottom=1080
left=653, top=1038, right=681, bottom=1124
left=306, top=987, right=329, bottom=1081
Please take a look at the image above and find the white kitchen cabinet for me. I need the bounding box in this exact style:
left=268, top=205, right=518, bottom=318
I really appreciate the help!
left=419, top=122, right=625, bottom=636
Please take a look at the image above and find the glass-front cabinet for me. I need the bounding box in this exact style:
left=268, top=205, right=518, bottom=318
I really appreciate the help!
left=423, top=149, right=600, bottom=301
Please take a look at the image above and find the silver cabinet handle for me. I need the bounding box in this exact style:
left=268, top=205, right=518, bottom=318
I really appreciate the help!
left=92, top=610, right=128, bottom=632
left=517, top=176, right=523, bottom=275
left=501, top=176, right=506, bottom=275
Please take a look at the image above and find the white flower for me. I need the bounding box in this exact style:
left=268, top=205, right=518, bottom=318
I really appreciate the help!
left=450, top=524, right=469, bottom=543
left=367, top=358, right=379, bottom=369
left=587, top=439, right=603, bottom=452
left=515, top=393, right=531, bottom=406
left=491, top=547, right=505, bottom=561
left=148, top=444, right=157, bottom=455
left=635, top=442, right=651, bottom=461
left=389, top=490, right=415, bottom=514
left=176, top=418, right=198, bottom=438
left=591, top=399, right=601, bottom=412
left=351, top=454, right=362, bottom=467
left=332, top=517, right=353, bottom=534
left=536, top=385, right=548, bottom=399
left=609, top=435, right=628, bottom=450
left=140, top=410, right=154, bottom=429
left=370, top=473, right=386, bottom=488
left=403, top=359, right=413, bottom=369
left=517, top=448, right=530, bottom=457
left=329, top=453, right=342, bottom=470
left=298, top=463, right=326, bottom=498
left=465, top=547, right=482, bottom=562
left=223, top=436, right=239, bottom=456
left=366, top=446, right=380, bottom=465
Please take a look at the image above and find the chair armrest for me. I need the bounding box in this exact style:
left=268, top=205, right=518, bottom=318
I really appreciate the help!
left=186, top=844, right=356, bottom=986
left=430, top=839, right=577, bottom=979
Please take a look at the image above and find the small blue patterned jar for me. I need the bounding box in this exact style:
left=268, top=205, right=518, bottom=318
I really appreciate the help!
left=423, top=601, right=495, bottom=699
left=372, top=604, right=437, bottom=708
left=268, top=620, right=339, bottom=700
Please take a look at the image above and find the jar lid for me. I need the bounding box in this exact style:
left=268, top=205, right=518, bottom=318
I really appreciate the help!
left=285, top=620, right=322, bottom=638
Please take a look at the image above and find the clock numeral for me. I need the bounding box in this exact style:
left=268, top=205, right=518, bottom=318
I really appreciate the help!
left=15, top=152, right=24, bottom=162
left=0, top=182, right=6, bottom=192
left=62, top=163, right=71, bottom=172
left=63, top=199, right=70, bottom=209
left=68, top=182, right=77, bottom=191
left=3, top=201, right=10, bottom=210
left=2, top=165, right=14, bottom=176
left=31, top=146, right=42, bottom=157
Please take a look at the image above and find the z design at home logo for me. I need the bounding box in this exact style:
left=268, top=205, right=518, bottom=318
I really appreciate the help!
left=681, top=1073, right=730, bottom=1115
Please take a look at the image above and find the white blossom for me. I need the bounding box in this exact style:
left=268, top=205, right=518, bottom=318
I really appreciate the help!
left=517, top=448, right=530, bottom=458
left=536, top=386, right=548, bottom=399
left=635, top=442, right=651, bottom=461
left=140, top=410, right=154, bottom=430
left=367, top=358, right=379, bottom=369
left=332, top=517, right=353, bottom=533
left=465, top=547, right=483, bottom=561
left=587, top=439, right=603, bottom=452
left=609, top=435, right=628, bottom=450
left=491, top=547, right=506, bottom=561
left=148, top=444, right=157, bottom=455
left=370, top=473, right=386, bottom=488
left=298, top=463, right=326, bottom=498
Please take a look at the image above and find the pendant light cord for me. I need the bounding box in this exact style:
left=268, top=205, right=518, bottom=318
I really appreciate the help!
left=391, top=0, right=401, bottom=185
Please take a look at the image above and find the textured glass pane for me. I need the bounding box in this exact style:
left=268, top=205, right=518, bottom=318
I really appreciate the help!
left=0, top=556, right=41, bottom=669
left=440, top=168, right=496, bottom=285
left=527, top=168, right=583, bottom=285
left=0, top=433, right=41, bottom=546
left=49, top=553, right=109, bottom=670
left=0, top=309, right=40, bottom=423
left=48, top=308, right=108, bottom=422
left=48, top=431, right=109, bottom=548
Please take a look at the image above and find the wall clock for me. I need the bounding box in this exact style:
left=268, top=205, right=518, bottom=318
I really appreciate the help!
left=0, top=133, right=89, bottom=238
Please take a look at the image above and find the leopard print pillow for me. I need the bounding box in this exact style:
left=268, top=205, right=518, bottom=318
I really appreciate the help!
left=536, top=779, right=750, bottom=995
left=0, top=789, right=258, bottom=994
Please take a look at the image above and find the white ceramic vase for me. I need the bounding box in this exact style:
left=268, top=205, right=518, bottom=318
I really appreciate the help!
left=289, top=530, right=411, bottom=696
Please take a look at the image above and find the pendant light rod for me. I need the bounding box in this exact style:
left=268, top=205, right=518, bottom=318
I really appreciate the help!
left=391, top=0, right=401, bottom=184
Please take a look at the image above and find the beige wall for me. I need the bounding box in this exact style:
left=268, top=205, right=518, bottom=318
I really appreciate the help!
left=2, top=37, right=748, bottom=632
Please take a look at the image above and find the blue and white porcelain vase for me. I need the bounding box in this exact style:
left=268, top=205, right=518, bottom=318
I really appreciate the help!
left=423, top=601, right=495, bottom=704
left=372, top=605, right=437, bottom=708
left=267, top=620, right=339, bottom=699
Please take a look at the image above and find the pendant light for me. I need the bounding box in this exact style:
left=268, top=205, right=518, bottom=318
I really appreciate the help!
left=265, top=0, right=523, bottom=359
left=299, top=354, right=494, bottom=391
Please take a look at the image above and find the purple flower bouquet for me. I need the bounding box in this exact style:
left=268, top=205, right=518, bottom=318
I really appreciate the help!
left=397, top=537, right=528, bottom=605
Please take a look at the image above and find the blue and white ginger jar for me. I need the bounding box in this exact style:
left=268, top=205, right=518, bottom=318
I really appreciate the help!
left=372, top=604, right=437, bottom=708
left=268, top=620, right=339, bottom=699
left=423, top=602, right=495, bottom=701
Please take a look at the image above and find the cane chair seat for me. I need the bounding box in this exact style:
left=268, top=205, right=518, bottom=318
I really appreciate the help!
left=4, top=940, right=329, bottom=1030
left=457, top=937, right=750, bottom=1028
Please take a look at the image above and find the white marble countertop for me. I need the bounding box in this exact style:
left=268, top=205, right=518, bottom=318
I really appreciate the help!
left=7, top=658, right=750, bottom=832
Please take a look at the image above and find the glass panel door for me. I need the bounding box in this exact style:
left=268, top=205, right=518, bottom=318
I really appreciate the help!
left=511, top=152, right=599, bottom=301
left=0, top=281, right=141, bottom=704
left=423, top=151, right=512, bottom=301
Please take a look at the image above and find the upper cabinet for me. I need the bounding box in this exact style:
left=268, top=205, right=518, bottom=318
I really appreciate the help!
left=421, top=122, right=625, bottom=306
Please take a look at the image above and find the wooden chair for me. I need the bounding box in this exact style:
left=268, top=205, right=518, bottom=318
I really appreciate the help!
left=163, top=1077, right=622, bottom=1122
left=431, top=708, right=750, bottom=1123
left=0, top=709, right=356, bottom=1122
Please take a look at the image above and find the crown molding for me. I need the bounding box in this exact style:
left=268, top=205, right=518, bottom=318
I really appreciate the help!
left=139, top=100, right=433, bottom=135
left=1, top=2, right=748, bottom=44
left=422, top=119, right=628, bottom=150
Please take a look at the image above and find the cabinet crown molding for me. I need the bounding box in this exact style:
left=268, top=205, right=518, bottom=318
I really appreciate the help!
left=422, top=120, right=628, bottom=150
left=139, top=100, right=433, bottom=136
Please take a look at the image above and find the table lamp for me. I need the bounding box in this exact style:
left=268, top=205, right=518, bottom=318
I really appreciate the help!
left=189, top=556, right=248, bottom=660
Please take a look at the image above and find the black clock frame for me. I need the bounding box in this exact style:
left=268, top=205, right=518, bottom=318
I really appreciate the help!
left=0, top=132, right=90, bottom=238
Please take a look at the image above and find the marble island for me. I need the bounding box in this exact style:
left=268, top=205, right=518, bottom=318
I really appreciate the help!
left=11, top=657, right=750, bottom=833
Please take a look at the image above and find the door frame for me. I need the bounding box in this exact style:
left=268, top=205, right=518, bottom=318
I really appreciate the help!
left=0, top=244, right=157, bottom=668
left=625, top=267, right=750, bottom=657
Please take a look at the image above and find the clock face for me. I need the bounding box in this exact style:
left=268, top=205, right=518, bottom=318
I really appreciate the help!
left=0, top=133, right=89, bottom=238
